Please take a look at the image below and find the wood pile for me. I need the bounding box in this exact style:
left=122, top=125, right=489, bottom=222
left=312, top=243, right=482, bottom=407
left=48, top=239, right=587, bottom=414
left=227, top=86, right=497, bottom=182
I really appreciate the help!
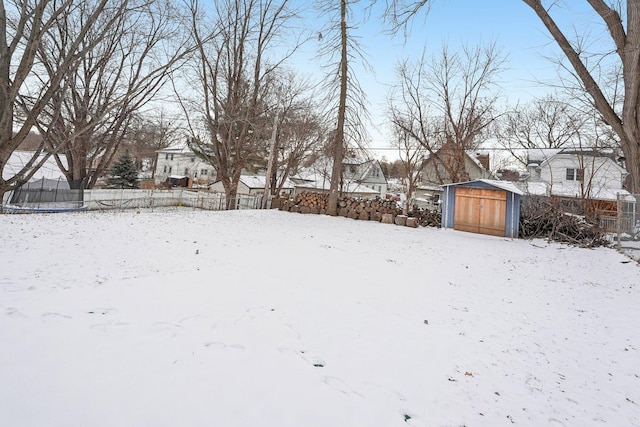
left=337, top=196, right=402, bottom=220
left=519, top=201, right=609, bottom=248
left=280, top=192, right=409, bottom=224
left=408, top=207, right=442, bottom=228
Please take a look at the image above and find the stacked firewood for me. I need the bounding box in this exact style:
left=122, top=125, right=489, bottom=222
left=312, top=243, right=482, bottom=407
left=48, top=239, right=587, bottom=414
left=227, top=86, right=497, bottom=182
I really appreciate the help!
left=519, top=201, right=609, bottom=248
left=336, top=196, right=401, bottom=220
left=280, top=192, right=328, bottom=214
left=408, top=207, right=442, bottom=228
left=279, top=192, right=403, bottom=221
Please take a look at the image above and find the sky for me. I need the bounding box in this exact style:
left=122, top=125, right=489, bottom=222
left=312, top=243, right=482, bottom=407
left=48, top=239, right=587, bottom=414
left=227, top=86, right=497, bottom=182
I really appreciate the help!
left=289, top=0, right=605, bottom=160
left=1, top=208, right=639, bottom=426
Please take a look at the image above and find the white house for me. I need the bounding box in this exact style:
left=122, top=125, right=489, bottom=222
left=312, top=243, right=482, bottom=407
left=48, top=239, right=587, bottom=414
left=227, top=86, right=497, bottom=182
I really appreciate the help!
left=290, top=157, right=388, bottom=198
left=154, top=145, right=215, bottom=187
left=520, top=148, right=633, bottom=215
left=342, top=158, right=388, bottom=196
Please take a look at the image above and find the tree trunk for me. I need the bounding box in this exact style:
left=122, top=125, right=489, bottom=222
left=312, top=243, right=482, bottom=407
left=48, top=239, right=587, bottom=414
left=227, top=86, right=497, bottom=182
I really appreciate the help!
left=327, top=0, right=348, bottom=216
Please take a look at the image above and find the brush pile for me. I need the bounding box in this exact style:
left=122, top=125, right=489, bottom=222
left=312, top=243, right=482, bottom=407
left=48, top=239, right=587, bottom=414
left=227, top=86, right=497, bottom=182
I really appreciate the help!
left=519, top=201, right=609, bottom=248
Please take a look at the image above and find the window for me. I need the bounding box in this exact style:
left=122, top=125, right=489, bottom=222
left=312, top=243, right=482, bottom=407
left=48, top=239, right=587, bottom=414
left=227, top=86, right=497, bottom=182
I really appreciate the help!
left=168, top=166, right=172, bottom=173
left=163, top=165, right=167, bottom=173
left=165, top=153, right=169, bottom=160
left=191, top=157, right=195, bottom=163
left=566, top=168, right=584, bottom=181
left=170, top=154, right=174, bottom=161
left=201, top=169, right=208, bottom=175
left=184, top=168, right=189, bottom=175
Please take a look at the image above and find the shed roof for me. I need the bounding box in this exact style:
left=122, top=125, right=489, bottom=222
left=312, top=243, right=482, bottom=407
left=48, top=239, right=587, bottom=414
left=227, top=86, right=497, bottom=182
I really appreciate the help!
left=441, top=179, right=524, bottom=195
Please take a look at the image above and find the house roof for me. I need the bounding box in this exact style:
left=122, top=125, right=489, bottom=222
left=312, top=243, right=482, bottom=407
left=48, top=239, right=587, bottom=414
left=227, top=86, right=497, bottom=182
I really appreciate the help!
left=156, top=144, right=193, bottom=154
left=343, top=159, right=387, bottom=183
left=212, top=175, right=294, bottom=190
left=294, top=180, right=379, bottom=194
left=441, top=179, right=525, bottom=195
left=551, top=182, right=633, bottom=202
left=514, top=180, right=635, bottom=202
left=526, top=148, right=624, bottom=169
left=515, top=181, right=548, bottom=196
left=240, top=175, right=294, bottom=190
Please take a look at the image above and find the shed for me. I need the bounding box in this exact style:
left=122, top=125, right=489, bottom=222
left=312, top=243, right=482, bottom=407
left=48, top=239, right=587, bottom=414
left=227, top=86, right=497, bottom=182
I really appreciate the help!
left=441, top=179, right=523, bottom=238
left=166, top=175, right=192, bottom=188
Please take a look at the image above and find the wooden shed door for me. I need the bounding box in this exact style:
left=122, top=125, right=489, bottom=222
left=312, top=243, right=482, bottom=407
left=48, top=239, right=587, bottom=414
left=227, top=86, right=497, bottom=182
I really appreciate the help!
left=454, top=187, right=507, bottom=236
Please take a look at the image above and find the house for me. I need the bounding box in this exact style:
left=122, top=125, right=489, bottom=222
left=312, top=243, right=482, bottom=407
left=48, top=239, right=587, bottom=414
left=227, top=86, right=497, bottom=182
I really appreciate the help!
left=290, top=157, right=388, bottom=199
left=209, top=174, right=294, bottom=197
left=419, top=148, right=494, bottom=187
left=154, top=145, right=215, bottom=187
left=342, top=159, right=388, bottom=196
left=520, top=148, right=632, bottom=216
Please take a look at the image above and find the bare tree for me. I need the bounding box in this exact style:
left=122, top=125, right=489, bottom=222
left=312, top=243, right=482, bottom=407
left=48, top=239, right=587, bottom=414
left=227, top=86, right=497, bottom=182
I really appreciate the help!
left=496, top=94, right=586, bottom=167
left=125, top=110, right=182, bottom=178
left=181, top=0, right=300, bottom=209
left=0, top=0, right=118, bottom=209
left=264, top=72, right=329, bottom=200
left=385, top=0, right=640, bottom=192
left=394, top=128, right=427, bottom=214
left=316, top=0, right=370, bottom=215
left=32, top=0, right=191, bottom=189
left=388, top=43, right=504, bottom=184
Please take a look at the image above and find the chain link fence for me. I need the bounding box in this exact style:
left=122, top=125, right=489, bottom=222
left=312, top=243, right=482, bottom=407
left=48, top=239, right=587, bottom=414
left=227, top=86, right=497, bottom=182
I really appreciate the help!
left=604, top=193, right=640, bottom=261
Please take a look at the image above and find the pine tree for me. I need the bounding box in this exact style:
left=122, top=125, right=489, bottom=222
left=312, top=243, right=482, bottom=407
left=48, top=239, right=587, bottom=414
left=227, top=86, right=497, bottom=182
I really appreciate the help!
left=107, top=152, right=139, bottom=189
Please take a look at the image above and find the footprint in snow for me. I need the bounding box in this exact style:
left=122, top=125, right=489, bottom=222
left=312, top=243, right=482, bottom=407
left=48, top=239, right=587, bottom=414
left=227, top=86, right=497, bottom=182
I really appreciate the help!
left=41, top=312, right=72, bottom=322
left=204, top=341, right=226, bottom=349
left=525, top=376, right=543, bottom=393
left=203, top=342, right=245, bottom=350
left=148, top=322, right=182, bottom=340
left=90, top=322, right=129, bottom=333
left=278, top=347, right=325, bottom=368
left=87, top=308, right=117, bottom=316
left=4, top=307, right=26, bottom=317
left=324, top=376, right=364, bottom=398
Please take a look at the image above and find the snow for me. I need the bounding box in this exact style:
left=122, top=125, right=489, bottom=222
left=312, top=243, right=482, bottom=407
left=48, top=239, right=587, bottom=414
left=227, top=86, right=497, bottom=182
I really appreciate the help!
left=442, top=179, right=524, bottom=195
left=1, top=208, right=639, bottom=426
left=3, top=151, right=67, bottom=181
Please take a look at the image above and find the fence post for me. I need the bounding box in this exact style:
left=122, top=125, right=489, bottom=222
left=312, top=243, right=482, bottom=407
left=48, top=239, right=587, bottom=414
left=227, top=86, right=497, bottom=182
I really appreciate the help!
left=617, top=193, right=622, bottom=250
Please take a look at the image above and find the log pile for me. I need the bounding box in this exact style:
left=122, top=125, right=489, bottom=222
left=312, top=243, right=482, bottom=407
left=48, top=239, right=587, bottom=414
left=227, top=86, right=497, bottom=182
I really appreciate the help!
left=336, top=196, right=402, bottom=220
left=519, top=201, right=609, bottom=248
left=280, top=192, right=410, bottom=224
left=408, top=207, right=442, bottom=228
left=281, top=192, right=329, bottom=214
left=279, top=191, right=447, bottom=230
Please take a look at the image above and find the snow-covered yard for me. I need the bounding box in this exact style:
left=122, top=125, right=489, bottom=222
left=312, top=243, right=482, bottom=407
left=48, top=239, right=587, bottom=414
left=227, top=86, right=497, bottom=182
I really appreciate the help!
left=1, top=208, right=639, bottom=426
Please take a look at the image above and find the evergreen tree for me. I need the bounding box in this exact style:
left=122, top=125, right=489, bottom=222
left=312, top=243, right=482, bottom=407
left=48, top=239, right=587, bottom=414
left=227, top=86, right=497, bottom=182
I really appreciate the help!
left=107, top=152, right=139, bottom=188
